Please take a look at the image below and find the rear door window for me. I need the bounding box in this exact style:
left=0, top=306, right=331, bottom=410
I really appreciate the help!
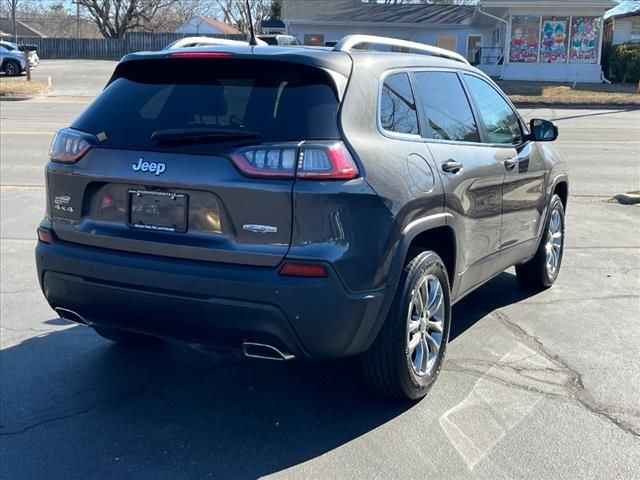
left=71, top=58, right=341, bottom=154
left=412, top=71, right=480, bottom=143
left=379, top=72, right=419, bottom=135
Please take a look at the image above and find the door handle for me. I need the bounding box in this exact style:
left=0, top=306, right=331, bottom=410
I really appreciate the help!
left=504, top=157, right=519, bottom=170
left=442, top=160, right=463, bottom=174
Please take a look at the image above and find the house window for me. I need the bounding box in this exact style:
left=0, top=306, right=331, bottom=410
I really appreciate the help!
left=509, top=15, right=603, bottom=65
left=568, top=17, right=601, bottom=64
left=436, top=35, right=457, bottom=53
left=540, top=16, right=569, bottom=63
left=510, top=15, right=540, bottom=63
left=631, top=19, right=640, bottom=41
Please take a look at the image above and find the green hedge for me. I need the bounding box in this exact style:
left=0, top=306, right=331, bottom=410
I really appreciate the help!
left=609, top=43, right=640, bottom=83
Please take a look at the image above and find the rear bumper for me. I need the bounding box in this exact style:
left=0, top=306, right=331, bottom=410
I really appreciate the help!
left=35, top=237, right=387, bottom=359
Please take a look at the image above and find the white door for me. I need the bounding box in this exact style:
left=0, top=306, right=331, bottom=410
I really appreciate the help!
left=467, top=35, right=482, bottom=64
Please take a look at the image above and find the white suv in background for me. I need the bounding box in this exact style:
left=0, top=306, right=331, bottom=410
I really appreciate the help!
left=0, top=41, right=39, bottom=75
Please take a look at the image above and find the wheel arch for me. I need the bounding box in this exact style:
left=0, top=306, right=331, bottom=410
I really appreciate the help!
left=356, top=213, right=457, bottom=354
left=553, top=179, right=568, bottom=209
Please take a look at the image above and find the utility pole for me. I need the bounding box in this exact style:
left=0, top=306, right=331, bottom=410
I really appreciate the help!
left=11, top=0, right=17, bottom=43
left=76, top=2, right=80, bottom=38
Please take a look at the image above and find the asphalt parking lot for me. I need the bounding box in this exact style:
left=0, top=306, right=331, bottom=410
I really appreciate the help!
left=1, top=61, right=639, bottom=479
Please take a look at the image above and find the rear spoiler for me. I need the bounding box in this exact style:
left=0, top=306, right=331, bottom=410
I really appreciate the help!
left=107, top=52, right=351, bottom=101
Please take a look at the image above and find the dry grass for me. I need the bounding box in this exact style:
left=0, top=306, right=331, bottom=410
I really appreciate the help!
left=498, top=81, right=640, bottom=106
left=0, top=77, right=50, bottom=98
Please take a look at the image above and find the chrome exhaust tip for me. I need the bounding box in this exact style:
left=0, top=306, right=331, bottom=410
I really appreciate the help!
left=241, top=342, right=295, bottom=361
left=54, top=307, right=88, bottom=325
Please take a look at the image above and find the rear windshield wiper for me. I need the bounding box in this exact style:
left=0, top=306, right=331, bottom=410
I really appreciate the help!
left=150, top=128, right=261, bottom=145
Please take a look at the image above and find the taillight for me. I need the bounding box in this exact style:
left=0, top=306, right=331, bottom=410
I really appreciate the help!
left=49, top=128, right=92, bottom=163
left=230, top=142, right=359, bottom=180
left=298, top=143, right=359, bottom=180
left=231, top=145, right=297, bottom=178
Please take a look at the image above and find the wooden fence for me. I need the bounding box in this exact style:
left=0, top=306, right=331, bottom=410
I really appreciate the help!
left=17, top=32, right=247, bottom=60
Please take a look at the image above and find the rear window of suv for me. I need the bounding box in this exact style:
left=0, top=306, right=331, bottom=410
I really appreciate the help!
left=71, top=58, right=341, bottom=153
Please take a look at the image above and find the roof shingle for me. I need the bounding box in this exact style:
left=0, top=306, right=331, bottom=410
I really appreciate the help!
left=282, top=0, right=475, bottom=26
left=604, top=1, right=640, bottom=19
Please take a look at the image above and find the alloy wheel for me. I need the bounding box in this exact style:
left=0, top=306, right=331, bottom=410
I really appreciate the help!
left=545, top=207, right=563, bottom=279
left=406, top=274, right=445, bottom=376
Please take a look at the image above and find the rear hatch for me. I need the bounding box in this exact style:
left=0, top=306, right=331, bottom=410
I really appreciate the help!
left=46, top=54, right=347, bottom=267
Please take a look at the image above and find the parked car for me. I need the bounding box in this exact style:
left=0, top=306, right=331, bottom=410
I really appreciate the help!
left=164, top=36, right=268, bottom=49
left=0, top=42, right=25, bottom=76
left=0, top=40, right=39, bottom=70
left=36, top=35, right=568, bottom=400
left=257, top=34, right=301, bottom=46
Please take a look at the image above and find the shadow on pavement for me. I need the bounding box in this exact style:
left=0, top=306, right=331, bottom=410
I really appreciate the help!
left=450, top=270, right=538, bottom=341
left=0, top=271, right=539, bottom=479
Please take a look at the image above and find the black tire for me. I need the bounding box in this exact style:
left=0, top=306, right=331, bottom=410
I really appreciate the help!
left=361, top=251, right=451, bottom=400
left=92, top=325, right=159, bottom=345
left=516, top=194, right=565, bottom=289
left=3, top=60, right=21, bottom=77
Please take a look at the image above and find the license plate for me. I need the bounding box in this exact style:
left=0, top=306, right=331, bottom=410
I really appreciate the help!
left=129, top=189, right=188, bottom=233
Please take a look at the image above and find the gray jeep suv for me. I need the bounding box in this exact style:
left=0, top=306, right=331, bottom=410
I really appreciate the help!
left=36, top=35, right=568, bottom=400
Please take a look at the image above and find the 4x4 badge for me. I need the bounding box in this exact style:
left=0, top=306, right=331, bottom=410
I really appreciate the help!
left=132, top=158, right=166, bottom=176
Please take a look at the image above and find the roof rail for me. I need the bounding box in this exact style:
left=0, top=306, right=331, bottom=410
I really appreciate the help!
left=333, top=35, right=469, bottom=65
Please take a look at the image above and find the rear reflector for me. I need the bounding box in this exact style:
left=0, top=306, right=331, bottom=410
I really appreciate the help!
left=230, top=141, right=359, bottom=180
left=280, top=262, right=329, bottom=278
left=168, top=52, right=234, bottom=58
left=37, top=227, right=53, bottom=244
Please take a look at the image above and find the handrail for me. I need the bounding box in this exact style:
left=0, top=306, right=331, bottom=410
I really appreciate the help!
left=333, top=34, right=469, bottom=65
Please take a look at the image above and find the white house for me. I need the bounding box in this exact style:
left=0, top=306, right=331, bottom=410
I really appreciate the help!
left=175, top=17, right=241, bottom=36
left=604, top=1, right=640, bottom=45
left=283, top=0, right=617, bottom=83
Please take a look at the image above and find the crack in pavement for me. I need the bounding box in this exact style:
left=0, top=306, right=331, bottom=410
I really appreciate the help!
left=449, top=356, right=638, bottom=374
left=564, top=246, right=640, bottom=250
left=489, top=310, right=640, bottom=439
left=0, top=403, right=101, bottom=437
left=0, top=325, right=52, bottom=334
left=519, top=294, right=639, bottom=305
left=444, top=362, right=640, bottom=419
left=1, top=289, right=44, bottom=294
left=0, top=358, right=243, bottom=437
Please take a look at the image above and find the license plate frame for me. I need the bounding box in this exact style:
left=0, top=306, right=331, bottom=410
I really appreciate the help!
left=128, top=189, right=188, bottom=233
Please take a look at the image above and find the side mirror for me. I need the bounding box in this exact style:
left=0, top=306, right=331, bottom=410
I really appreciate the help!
left=529, top=119, right=558, bottom=142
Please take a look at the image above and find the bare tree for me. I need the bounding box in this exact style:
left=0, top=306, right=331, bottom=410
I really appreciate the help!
left=74, top=0, right=182, bottom=38
left=269, top=0, right=281, bottom=19
left=1, top=0, right=19, bottom=41
left=214, top=0, right=272, bottom=32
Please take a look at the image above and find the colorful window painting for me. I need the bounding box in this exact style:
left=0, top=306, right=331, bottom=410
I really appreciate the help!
left=540, top=17, right=569, bottom=63
left=510, top=16, right=540, bottom=63
left=569, top=17, right=600, bottom=64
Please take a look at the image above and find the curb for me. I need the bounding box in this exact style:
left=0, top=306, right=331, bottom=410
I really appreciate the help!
left=513, top=102, right=640, bottom=109
left=610, top=193, right=640, bottom=205
left=0, top=95, right=36, bottom=101
left=0, top=94, right=50, bottom=101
